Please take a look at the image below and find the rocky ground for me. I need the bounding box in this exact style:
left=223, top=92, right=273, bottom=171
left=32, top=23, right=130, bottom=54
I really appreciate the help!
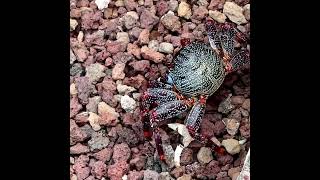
left=70, top=0, right=250, bottom=180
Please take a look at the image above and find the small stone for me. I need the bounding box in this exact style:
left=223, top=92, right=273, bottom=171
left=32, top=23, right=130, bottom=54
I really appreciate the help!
left=140, top=9, right=159, bottom=29
left=74, top=48, right=89, bottom=62
left=75, top=76, right=96, bottom=104
left=121, top=95, right=137, bottom=112
left=70, top=19, right=78, bottom=31
left=159, top=172, right=174, bottom=180
left=218, top=94, right=235, bottom=114
left=85, top=63, right=106, bottom=83
left=112, top=63, right=126, bottom=80
left=243, top=4, right=250, bottom=21
left=93, top=147, right=113, bottom=162
left=216, top=171, right=228, bottom=179
left=70, top=143, right=90, bottom=154
left=70, top=63, right=84, bottom=76
left=124, top=0, right=138, bottom=11
left=74, top=112, right=90, bottom=125
left=180, top=148, right=193, bottom=166
left=197, top=147, right=213, bottom=164
left=144, top=170, right=160, bottom=180
left=98, top=102, right=120, bottom=126
left=73, top=155, right=90, bottom=180
left=127, top=43, right=141, bottom=59
left=123, top=74, right=147, bottom=89
left=91, top=161, right=107, bottom=179
left=170, top=167, right=185, bottom=178
left=192, top=6, right=208, bottom=20
left=231, top=172, right=240, bottom=180
left=106, top=41, right=127, bottom=54
left=156, top=0, right=169, bottom=16
left=113, top=143, right=131, bottom=162
left=148, top=40, right=159, bottom=51
left=221, top=139, right=241, bottom=155
left=128, top=170, right=144, bottom=180
left=168, top=0, right=178, bottom=12
left=209, top=10, right=226, bottom=23
left=77, top=31, right=84, bottom=42
left=112, top=52, right=133, bottom=64
left=138, top=29, right=150, bottom=45
left=159, top=42, right=174, bottom=54
left=71, top=120, right=88, bottom=144
left=177, top=174, right=192, bottom=180
left=115, top=0, right=124, bottom=7
left=223, top=2, right=247, bottom=25
left=71, top=174, right=77, bottom=180
left=161, top=11, right=181, bottom=32
left=88, top=130, right=110, bottom=151
left=197, top=0, right=209, bottom=7
left=117, top=127, right=139, bottom=146
left=86, top=96, right=101, bottom=114
left=129, top=60, right=150, bottom=72
left=141, top=46, right=165, bottom=63
left=87, top=112, right=101, bottom=131
left=117, top=84, right=136, bottom=95
left=223, top=118, right=240, bottom=136
left=228, top=167, right=240, bottom=178
left=178, top=1, right=192, bottom=19
left=107, top=161, right=130, bottom=180
left=242, top=99, right=250, bottom=110
left=70, top=83, right=78, bottom=95
left=117, top=32, right=130, bottom=45
left=123, top=11, right=139, bottom=29
left=129, top=156, right=146, bottom=170
left=231, top=96, right=245, bottom=105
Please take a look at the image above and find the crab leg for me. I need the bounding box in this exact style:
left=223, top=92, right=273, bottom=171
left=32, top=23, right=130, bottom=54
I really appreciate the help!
left=149, top=100, right=191, bottom=161
left=185, top=96, right=210, bottom=143
left=225, top=50, right=250, bottom=73
left=140, top=88, right=178, bottom=139
left=205, top=19, right=222, bottom=55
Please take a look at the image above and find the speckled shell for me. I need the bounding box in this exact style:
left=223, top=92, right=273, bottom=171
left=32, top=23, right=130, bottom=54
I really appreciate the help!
left=170, top=42, right=226, bottom=97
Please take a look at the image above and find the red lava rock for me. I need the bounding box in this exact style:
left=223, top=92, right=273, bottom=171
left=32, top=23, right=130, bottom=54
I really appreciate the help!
left=213, top=120, right=226, bottom=136
left=101, top=91, right=118, bottom=108
left=208, top=0, right=222, bottom=10
left=73, top=155, right=90, bottom=180
left=129, top=60, right=150, bottom=72
left=156, top=0, right=169, bottom=16
left=124, top=0, right=138, bottom=11
left=100, top=19, right=119, bottom=35
left=170, top=166, right=185, bottom=178
left=71, top=143, right=90, bottom=155
left=70, top=96, right=82, bottom=118
left=75, top=76, right=96, bottom=104
left=122, top=112, right=136, bottom=126
left=74, top=48, right=89, bottom=62
left=129, top=27, right=143, bottom=40
left=138, top=142, right=155, bottom=157
left=127, top=43, right=141, bottom=59
left=77, top=0, right=89, bottom=7
left=112, top=52, right=133, bottom=64
left=81, top=11, right=102, bottom=30
left=70, top=120, right=88, bottom=145
left=70, top=9, right=81, bottom=18
left=128, top=170, right=144, bottom=180
left=93, top=147, right=113, bottom=162
left=242, top=99, right=250, bottom=110
left=138, top=29, right=150, bottom=45
left=84, top=30, right=105, bottom=46
left=107, top=161, right=130, bottom=180
left=113, top=143, right=131, bottom=162
left=239, top=123, right=250, bottom=138
left=112, top=63, right=126, bottom=80
left=216, top=171, right=228, bottom=179
left=118, top=6, right=127, bottom=15
left=141, top=46, right=165, bottom=63
left=185, top=162, right=204, bottom=176
left=84, top=176, right=95, bottom=180
left=90, top=161, right=107, bottom=179
left=105, top=57, right=113, bottom=66
left=192, top=6, right=208, bottom=20
left=180, top=148, right=194, bottom=166
left=144, top=0, right=153, bottom=7
left=217, top=154, right=234, bottom=166
left=95, top=49, right=110, bottom=62
left=231, top=96, right=245, bottom=105
left=228, top=109, right=241, bottom=120
left=106, top=41, right=127, bottom=54
left=144, top=169, right=160, bottom=179
left=161, top=12, right=181, bottom=32
left=100, top=76, right=117, bottom=92
left=129, top=156, right=147, bottom=170
left=170, top=36, right=181, bottom=47
left=140, top=9, right=159, bottom=29
left=132, top=121, right=144, bottom=142
left=200, top=117, right=215, bottom=138
left=203, top=160, right=221, bottom=176
left=117, top=127, right=139, bottom=147
left=123, top=74, right=147, bottom=89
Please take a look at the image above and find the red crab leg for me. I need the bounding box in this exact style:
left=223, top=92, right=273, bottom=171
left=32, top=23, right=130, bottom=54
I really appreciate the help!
left=185, top=95, right=210, bottom=143
left=149, top=100, right=192, bottom=161
left=225, top=50, right=250, bottom=73
left=140, top=88, right=178, bottom=139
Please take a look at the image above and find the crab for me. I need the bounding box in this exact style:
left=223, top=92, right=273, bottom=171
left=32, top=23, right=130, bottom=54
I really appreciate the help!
left=140, top=19, right=250, bottom=161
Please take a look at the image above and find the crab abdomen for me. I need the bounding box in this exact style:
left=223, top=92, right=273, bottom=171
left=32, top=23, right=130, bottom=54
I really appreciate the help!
left=170, top=42, right=225, bottom=97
